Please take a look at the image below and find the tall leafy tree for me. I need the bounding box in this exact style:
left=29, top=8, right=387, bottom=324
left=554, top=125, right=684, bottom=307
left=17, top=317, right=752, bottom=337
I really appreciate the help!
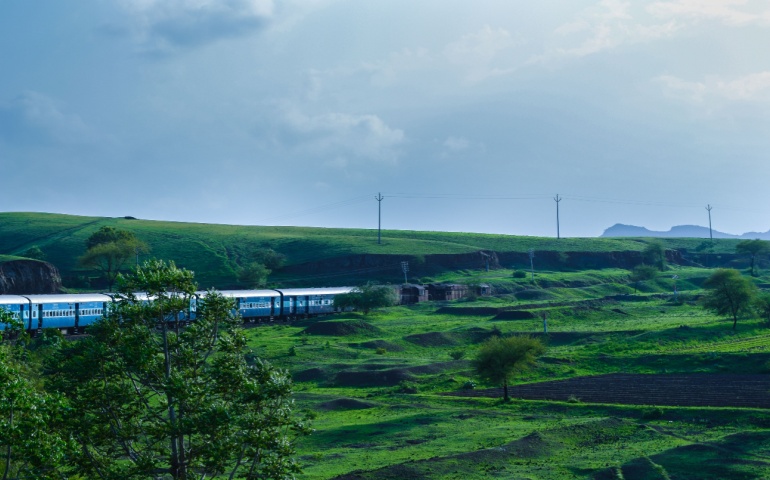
left=474, top=335, right=545, bottom=401
left=47, top=260, right=308, bottom=480
left=80, top=226, right=148, bottom=291
left=333, top=283, right=397, bottom=315
left=0, top=311, right=67, bottom=480
left=735, top=239, right=770, bottom=277
left=702, top=268, right=756, bottom=330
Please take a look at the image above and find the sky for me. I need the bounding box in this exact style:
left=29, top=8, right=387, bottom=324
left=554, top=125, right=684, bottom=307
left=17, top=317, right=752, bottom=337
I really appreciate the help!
left=1, top=0, right=770, bottom=238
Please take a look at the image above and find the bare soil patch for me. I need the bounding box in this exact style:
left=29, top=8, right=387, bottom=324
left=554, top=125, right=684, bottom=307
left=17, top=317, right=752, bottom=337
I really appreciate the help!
left=317, top=398, right=378, bottom=411
left=293, top=367, right=327, bottom=382
left=492, top=310, right=537, bottom=320
left=447, top=373, right=770, bottom=408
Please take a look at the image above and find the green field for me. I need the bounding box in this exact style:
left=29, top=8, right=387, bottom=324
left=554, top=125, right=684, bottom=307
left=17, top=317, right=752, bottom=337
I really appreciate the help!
left=3, top=212, right=770, bottom=478
left=241, top=267, right=770, bottom=479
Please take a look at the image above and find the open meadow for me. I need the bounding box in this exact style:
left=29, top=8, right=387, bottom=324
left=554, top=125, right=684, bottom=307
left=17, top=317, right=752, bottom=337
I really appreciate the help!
left=249, top=267, right=770, bottom=479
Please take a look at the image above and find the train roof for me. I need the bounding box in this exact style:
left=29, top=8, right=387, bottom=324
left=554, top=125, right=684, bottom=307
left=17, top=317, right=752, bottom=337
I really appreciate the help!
left=21, top=293, right=114, bottom=303
left=0, top=295, right=29, bottom=305
left=277, top=287, right=355, bottom=296
left=213, top=290, right=282, bottom=298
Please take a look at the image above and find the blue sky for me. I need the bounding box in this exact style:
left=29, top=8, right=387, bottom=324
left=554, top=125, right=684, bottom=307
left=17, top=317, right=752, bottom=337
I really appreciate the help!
left=1, top=0, right=769, bottom=237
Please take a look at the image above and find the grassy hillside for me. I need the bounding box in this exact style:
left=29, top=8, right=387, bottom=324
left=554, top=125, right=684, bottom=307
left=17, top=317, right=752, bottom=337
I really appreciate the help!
left=0, top=212, right=751, bottom=290
left=247, top=266, right=770, bottom=479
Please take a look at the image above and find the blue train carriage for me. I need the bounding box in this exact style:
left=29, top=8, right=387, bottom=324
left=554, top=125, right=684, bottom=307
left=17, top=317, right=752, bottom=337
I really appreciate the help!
left=277, top=287, right=354, bottom=318
left=23, top=293, right=112, bottom=335
left=216, top=290, right=282, bottom=322
left=0, top=295, right=28, bottom=332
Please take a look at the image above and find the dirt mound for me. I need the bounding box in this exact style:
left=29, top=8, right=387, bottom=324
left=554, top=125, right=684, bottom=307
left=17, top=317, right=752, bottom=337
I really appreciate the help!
left=404, top=332, right=458, bottom=347
left=292, top=368, right=327, bottom=382
left=350, top=340, right=404, bottom=352
left=334, top=369, right=414, bottom=387
left=317, top=398, right=377, bottom=411
left=302, top=320, right=381, bottom=336
left=492, top=310, right=536, bottom=320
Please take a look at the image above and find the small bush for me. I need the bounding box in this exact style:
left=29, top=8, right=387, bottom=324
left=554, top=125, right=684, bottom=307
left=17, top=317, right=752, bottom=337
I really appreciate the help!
left=449, top=349, right=466, bottom=360
left=462, top=381, right=476, bottom=390
left=513, top=270, right=528, bottom=278
left=567, top=394, right=581, bottom=403
left=642, top=407, right=664, bottom=420
left=375, top=347, right=387, bottom=355
left=396, top=381, right=419, bottom=394
left=288, top=346, right=297, bottom=356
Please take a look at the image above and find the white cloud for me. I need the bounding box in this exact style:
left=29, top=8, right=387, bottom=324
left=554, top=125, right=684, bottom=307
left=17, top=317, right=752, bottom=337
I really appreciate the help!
left=274, top=106, right=405, bottom=164
left=654, top=72, right=770, bottom=102
left=542, top=0, right=679, bottom=60
left=648, top=0, right=770, bottom=27
left=118, top=0, right=274, bottom=53
left=443, top=25, right=520, bottom=81
left=0, top=91, right=97, bottom=146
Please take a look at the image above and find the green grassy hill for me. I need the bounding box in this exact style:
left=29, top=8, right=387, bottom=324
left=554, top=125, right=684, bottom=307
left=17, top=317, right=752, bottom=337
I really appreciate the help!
left=0, top=212, right=750, bottom=290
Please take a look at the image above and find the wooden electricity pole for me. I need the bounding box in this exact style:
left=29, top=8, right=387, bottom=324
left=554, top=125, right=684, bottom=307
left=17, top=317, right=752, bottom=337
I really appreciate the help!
left=376, top=193, right=384, bottom=245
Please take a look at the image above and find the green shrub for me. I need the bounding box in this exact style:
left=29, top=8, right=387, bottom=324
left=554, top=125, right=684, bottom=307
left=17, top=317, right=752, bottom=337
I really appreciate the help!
left=642, top=407, right=664, bottom=420
left=449, top=349, right=466, bottom=360
left=375, top=347, right=387, bottom=355
left=513, top=270, right=527, bottom=278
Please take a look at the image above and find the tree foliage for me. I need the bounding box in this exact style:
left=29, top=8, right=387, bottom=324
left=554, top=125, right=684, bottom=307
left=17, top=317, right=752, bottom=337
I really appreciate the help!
left=21, top=245, right=46, bottom=261
left=642, top=241, right=667, bottom=271
left=47, top=260, right=308, bottom=480
left=702, top=268, right=756, bottom=330
left=238, top=262, right=271, bottom=289
left=0, top=311, right=67, bottom=480
left=86, top=226, right=137, bottom=250
left=80, top=226, right=148, bottom=291
left=474, top=335, right=545, bottom=401
left=333, top=283, right=397, bottom=315
left=735, top=239, right=769, bottom=277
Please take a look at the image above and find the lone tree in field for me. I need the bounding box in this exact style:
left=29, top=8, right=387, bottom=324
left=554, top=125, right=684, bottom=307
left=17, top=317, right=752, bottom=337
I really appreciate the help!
left=702, top=268, right=756, bottom=330
left=79, top=226, right=148, bottom=291
left=735, top=239, right=769, bottom=277
left=474, top=335, right=545, bottom=401
left=333, top=283, right=397, bottom=315
left=47, top=260, right=308, bottom=480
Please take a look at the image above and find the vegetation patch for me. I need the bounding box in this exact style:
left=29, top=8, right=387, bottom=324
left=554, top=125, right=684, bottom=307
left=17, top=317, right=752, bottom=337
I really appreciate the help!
left=317, top=398, right=378, bottom=411
left=334, top=368, right=414, bottom=387
left=349, top=340, right=404, bottom=352
left=303, top=319, right=382, bottom=336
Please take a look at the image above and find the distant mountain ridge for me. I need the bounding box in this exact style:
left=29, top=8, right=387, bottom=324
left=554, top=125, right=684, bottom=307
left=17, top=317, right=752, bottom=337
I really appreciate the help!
left=601, top=224, right=770, bottom=240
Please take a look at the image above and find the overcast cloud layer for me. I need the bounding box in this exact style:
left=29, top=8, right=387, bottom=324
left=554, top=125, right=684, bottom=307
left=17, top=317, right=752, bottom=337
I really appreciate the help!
left=1, top=0, right=769, bottom=237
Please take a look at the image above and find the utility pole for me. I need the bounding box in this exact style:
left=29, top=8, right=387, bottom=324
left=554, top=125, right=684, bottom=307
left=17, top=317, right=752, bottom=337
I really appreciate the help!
left=376, top=192, right=384, bottom=245
left=554, top=194, right=562, bottom=239
left=401, top=261, right=409, bottom=284
left=706, top=204, right=713, bottom=242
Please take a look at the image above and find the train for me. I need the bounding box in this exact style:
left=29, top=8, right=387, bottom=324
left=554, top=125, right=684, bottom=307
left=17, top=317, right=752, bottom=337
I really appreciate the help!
left=0, top=287, right=355, bottom=335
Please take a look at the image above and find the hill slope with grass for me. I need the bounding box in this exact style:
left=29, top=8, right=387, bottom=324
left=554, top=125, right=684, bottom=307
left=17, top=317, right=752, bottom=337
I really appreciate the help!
left=0, top=212, right=754, bottom=290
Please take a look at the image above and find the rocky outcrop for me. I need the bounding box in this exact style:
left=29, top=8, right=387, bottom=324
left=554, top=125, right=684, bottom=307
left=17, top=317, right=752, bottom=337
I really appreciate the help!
left=0, top=260, right=63, bottom=294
